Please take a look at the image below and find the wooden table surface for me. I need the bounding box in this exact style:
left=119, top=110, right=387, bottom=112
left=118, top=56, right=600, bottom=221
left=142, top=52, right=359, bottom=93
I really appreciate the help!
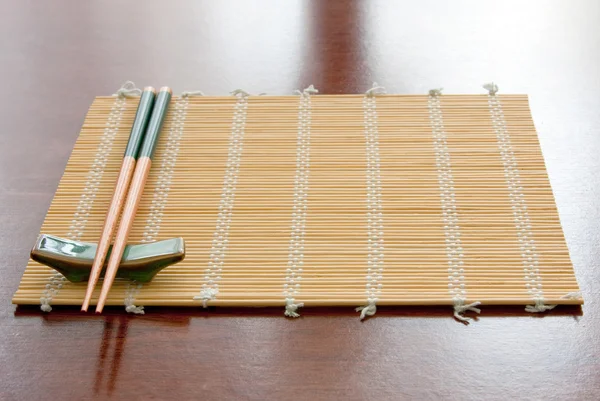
left=1, top=1, right=598, bottom=400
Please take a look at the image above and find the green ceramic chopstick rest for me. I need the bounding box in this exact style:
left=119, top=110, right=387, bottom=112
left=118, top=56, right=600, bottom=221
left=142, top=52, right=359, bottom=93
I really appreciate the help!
left=30, top=234, right=185, bottom=283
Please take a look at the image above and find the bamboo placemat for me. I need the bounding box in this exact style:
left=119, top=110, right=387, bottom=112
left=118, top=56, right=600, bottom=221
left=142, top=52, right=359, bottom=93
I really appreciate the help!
left=12, top=84, right=582, bottom=319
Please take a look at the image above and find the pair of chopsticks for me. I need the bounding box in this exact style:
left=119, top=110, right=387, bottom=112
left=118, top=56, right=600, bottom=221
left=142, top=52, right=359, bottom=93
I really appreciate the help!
left=82, top=86, right=172, bottom=313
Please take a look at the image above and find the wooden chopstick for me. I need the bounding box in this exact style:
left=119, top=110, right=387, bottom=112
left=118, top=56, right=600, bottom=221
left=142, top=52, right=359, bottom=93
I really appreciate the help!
left=95, top=87, right=172, bottom=313
left=81, top=87, right=156, bottom=312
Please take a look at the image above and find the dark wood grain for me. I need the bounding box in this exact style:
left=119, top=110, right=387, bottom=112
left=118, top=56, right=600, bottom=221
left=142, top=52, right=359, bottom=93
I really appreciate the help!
left=1, top=1, right=599, bottom=400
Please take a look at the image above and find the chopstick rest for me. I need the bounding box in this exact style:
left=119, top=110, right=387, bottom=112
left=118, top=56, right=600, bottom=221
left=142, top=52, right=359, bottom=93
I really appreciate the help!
left=32, top=234, right=185, bottom=283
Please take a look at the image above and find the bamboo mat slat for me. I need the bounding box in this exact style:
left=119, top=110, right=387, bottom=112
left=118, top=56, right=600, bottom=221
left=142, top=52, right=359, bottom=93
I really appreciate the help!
left=12, top=91, right=582, bottom=315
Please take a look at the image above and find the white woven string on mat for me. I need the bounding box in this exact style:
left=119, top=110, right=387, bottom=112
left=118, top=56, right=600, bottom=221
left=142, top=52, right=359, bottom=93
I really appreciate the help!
left=484, top=82, right=556, bottom=313
left=39, top=81, right=136, bottom=312
left=194, top=90, right=249, bottom=307
left=124, top=282, right=144, bottom=314
left=114, top=81, right=142, bottom=98
left=122, top=91, right=195, bottom=314
left=428, top=88, right=481, bottom=323
left=356, top=83, right=386, bottom=320
left=230, top=89, right=267, bottom=97
left=283, top=85, right=318, bottom=318
left=181, top=90, right=205, bottom=97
